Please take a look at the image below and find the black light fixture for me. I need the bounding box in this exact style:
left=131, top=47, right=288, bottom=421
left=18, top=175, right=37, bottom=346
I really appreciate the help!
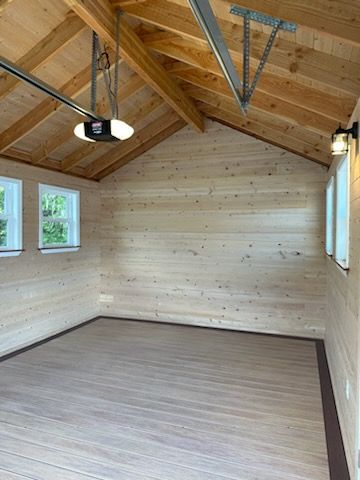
left=331, top=121, right=358, bottom=156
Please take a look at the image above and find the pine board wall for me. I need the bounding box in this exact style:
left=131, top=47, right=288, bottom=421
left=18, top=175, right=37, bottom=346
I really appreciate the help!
left=0, top=158, right=100, bottom=355
left=325, top=99, right=360, bottom=480
left=100, top=120, right=327, bottom=338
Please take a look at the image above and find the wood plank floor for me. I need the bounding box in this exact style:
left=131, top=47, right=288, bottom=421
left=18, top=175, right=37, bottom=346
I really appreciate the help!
left=0, top=318, right=329, bottom=480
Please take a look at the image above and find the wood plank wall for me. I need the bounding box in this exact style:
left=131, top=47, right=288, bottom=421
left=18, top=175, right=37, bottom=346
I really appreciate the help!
left=100, top=120, right=327, bottom=338
left=325, top=99, right=360, bottom=480
left=0, top=158, right=100, bottom=355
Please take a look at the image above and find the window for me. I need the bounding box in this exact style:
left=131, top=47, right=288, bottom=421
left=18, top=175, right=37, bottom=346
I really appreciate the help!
left=0, top=176, right=22, bottom=257
left=335, top=154, right=350, bottom=269
left=39, top=184, right=80, bottom=254
left=325, top=177, right=334, bottom=256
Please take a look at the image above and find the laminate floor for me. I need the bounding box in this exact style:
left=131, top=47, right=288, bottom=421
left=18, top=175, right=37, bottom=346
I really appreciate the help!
left=0, top=318, right=329, bottom=479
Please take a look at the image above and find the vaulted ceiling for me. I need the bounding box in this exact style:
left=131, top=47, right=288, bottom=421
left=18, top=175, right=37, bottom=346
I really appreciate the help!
left=0, top=0, right=359, bottom=180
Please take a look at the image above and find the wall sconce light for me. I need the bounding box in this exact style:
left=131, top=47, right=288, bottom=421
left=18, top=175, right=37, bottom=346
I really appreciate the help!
left=331, top=121, right=358, bottom=156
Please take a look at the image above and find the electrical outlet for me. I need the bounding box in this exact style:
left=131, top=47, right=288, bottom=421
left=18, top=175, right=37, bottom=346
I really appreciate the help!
left=345, top=379, right=351, bottom=401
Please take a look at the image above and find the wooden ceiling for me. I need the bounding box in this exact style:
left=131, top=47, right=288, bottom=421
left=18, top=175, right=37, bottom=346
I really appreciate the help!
left=0, top=0, right=359, bottom=180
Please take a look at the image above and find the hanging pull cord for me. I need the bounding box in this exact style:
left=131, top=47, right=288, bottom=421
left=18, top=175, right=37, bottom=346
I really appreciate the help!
left=90, top=11, right=122, bottom=119
left=90, top=31, right=99, bottom=113
left=97, top=40, right=116, bottom=117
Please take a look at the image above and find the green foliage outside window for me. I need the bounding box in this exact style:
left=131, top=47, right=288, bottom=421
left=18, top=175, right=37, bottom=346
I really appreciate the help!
left=0, top=187, right=6, bottom=246
left=0, top=186, right=4, bottom=214
left=42, top=193, right=69, bottom=245
left=0, top=219, right=7, bottom=247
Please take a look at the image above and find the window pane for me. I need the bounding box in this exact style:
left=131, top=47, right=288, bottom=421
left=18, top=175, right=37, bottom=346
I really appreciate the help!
left=0, top=219, right=8, bottom=247
left=42, top=193, right=67, bottom=218
left=325, top=178, right=334, bottom=255
left=0, top=186, right=5, bottom=214
left=335, top=157, right=349, bottom=268
left=42, top=221, right=69, bottom=245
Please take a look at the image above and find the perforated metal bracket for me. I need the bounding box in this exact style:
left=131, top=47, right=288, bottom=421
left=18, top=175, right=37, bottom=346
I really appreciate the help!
left=230, top=6, right=297, bottom=32
left=188, top=1, right=297, bottom=115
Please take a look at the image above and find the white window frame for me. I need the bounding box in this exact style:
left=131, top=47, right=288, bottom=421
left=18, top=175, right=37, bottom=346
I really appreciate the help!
left=39, top=184, right=80, bottom=254
left=0, top=176, right=22, bottom=258
left=335, top=154, right=350, bottom=270
left=325, top=177, right=334, bottom=256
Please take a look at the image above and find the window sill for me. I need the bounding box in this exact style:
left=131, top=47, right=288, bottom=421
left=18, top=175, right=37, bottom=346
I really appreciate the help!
left=40, top=246, right=80, bottom=255
left=0, top=250, right=23, bottom=258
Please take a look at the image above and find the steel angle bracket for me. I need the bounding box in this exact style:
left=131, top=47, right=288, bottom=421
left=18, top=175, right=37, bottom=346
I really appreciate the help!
left=231, top=5, right=297, bottom=109
left=187, top=1, right=297, bottom=115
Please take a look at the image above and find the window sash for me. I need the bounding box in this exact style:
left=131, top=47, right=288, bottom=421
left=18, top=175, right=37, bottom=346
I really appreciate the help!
left=325, top=177, right=334, bottom=256
left=335, top=155, right=350, bottom=269
left=39, top=184, right=80, bottom=249
left=0, top=176, right=22, bottom=252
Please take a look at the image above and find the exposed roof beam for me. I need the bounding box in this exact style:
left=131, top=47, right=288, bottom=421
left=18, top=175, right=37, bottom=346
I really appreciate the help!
left=188, top=86, right=331, bottom=161
left=63, top=0, right=204, bottom=132
left=0, top=63, right=95, bottom=153
left=95, top=116, right=185, bottom=179
left=1, top=146, right=91, bottom=180
left=120, top=0, right=360, bottom=96
left=229, top=0, right=360, bottom=46
left=31, top=73, right=146, bottom=165
left=0, top=15, right=86, bottom=101
left=168, top=65, right=338, bottom=136
left=143, top=32, right=355, bottom=124
left=149, top=0, right=360, bottom=46
left=0, top=0, right=14, bottom=14
left=62, top=92, right=164, bottom=171
left=199, top=103, right=330, bottom=167
left=85, top=109, right=183, bottom=178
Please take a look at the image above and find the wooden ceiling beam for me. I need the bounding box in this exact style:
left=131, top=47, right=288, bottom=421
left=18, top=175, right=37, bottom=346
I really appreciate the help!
left=63, top=0, right=204, bottom=132
left=199, top=103, right=330, bottom=167
left=143, top=32, right=355, bottom=124
left=31, top=73, right=146, bottom=165
left=188, top=85, right=331, bottom=158
left=0, top=63, right=96, bottom=153
left=1, top=146, right=91, bottom=180
left=120, top=0, right=360, bottom=96
left=85, top=109, right=183, bottom=178
left=229, top=0, right=360, bottom=46
left=0, top=15, right=86, bottom=101
left=62, top=92, right=164, bottom=172
left=95, top=116, right=185, bottom=179
left=168, top=65, right=338, bottom=136
left=0, top=0, right=14, bottom=14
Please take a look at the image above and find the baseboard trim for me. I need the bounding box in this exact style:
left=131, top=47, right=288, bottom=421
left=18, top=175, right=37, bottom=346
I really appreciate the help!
left=0, top=316, right=102, bottom=363
left=316, top=340, right=351, bottom=480
left=0, top=315, right=350, bottom=479
left=101, top=314, right=321, bottom=342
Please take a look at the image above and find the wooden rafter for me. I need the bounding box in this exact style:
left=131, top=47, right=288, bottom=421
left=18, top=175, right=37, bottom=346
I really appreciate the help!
left=95, top=116, right=185, bottom=179
left=63, top=0, right=204, bottom=132
left=0, top=62, right=98, bottom=153
left=188, top=86, right=331, bottom=163
left=0, top=0, right=14, bottom=13
left=143, top=32, right=356, bottom=124
left=200, top=103, right=330, bottom=167
left=229, top=0, right=360, bottom=46
left=0, top=15, right=86, bottom=101
left=31, top=74, right=146, bottom=165
left=62, top=92, right=164, bottom=171
left=120, top=0, right=360, bottom=96
left=85, top=110, right=183, bottom=178
left=168, top=65, right=338, bottom=136
left=136, top=0, right=360, bottom=46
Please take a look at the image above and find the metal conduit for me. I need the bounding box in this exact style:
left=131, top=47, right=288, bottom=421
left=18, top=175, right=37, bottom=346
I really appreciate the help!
left=0, top=56, right=104, bottom=121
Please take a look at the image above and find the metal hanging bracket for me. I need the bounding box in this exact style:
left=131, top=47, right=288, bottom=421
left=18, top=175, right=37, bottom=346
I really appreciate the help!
left=230, top=6, right=297, bottom=32
left=188, top=1, right=297, bottom=115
